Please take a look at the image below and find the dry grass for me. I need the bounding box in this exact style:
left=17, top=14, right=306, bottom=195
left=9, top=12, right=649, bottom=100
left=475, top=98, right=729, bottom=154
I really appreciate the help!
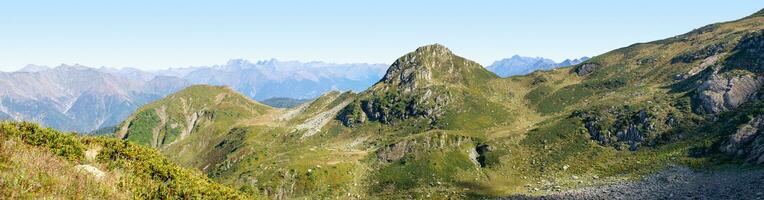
left=0, top=137, right=129, bottom=199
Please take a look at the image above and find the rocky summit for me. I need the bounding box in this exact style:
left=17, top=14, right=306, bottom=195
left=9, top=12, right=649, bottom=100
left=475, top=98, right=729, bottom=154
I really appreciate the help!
left=337, top=44, right=502, bottom=126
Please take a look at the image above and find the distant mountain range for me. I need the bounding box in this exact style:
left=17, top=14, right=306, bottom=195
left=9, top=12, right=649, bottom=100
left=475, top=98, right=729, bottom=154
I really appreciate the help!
left=0, top=64, right=190, bottom=133
left=485, top=55, right=589, bottom=77
left=0, top=60, right=387, bottom=133
left=0, top=55, right=581, bottom=133
left=162, top=59, right=389, bottom=100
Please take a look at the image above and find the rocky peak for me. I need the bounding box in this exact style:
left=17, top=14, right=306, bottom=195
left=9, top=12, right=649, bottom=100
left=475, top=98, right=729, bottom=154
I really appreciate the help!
left=337, top=44, right=496, bottom=126
left=376, top=44, right=496, bottom=94
left=413, top=43, right=453, bottom=55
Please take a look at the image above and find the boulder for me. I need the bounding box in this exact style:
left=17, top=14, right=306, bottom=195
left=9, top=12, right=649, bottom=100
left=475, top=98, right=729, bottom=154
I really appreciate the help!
left=696, top=73, right=764, bottom=114
left=575, top=108, right=653, bottom=151
left=575, top=63, right=600, bottom=76
left=74, top=164, right=106, bottom=179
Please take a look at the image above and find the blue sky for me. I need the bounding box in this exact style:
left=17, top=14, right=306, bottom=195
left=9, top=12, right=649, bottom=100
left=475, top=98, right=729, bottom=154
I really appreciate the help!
left=0, top=0, right=762, bottom=71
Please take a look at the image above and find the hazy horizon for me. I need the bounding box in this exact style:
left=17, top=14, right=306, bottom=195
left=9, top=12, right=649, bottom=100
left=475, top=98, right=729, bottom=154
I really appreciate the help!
left=1, top=1, right=762, bottom=71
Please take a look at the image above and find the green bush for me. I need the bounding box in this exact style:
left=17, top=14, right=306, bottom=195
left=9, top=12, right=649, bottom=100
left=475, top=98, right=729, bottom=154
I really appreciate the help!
left=0, top=122, right=84, bottom=161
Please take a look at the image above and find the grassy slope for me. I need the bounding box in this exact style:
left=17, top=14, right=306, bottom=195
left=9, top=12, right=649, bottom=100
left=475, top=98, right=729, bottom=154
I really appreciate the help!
left=118, top=85, right=273, bottom=169
left=467, top=12, right=764, bottom=197
left=0, top=121, right=252, bottom=199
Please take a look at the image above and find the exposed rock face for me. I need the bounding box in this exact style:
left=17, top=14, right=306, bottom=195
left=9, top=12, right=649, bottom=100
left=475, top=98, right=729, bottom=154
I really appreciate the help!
left=296, top=98, right=352, bottom=138
left=691, top=30, right=764, bottom=115
left=376, top=133, right=475, bottom=162
left=677, top=54, right=724, bottom=80
left=575, top=108, right=654, bottom=151
left=720, top=114, right=764, bottom=164
left=695, top=73, right=764, bottom=114
left=475, top=144, right=493, bottom=167
left=574, top=63, right=599, bottom=76
left=671, top=42, right=727, bottom=64
left=377, top=140, right=417, bottom=162
left=724, top=30, right=764, bottom=73
left=359, top=87, right=451, bottom=124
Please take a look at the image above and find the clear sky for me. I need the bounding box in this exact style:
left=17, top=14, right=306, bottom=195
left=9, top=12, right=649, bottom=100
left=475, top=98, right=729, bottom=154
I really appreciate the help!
left=1, top=0, right=762, bottom=71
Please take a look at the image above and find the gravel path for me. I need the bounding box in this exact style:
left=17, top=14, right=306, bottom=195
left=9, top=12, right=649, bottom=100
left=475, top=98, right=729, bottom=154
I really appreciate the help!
left=501, top=166, right=764, bottom=200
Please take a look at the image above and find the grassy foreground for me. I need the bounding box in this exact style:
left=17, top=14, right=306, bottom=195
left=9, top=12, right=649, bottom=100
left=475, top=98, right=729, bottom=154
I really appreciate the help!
left=0, top=121, right=253, bottom=199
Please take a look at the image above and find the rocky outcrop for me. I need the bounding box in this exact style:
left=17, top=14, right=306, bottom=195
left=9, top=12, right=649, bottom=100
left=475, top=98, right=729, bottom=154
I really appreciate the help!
left=376, top=133, right=475, bottom=162
left=475, top=144, right=493, bottom=167
left=724, top=30, right=764, bottom=73
left=575, top=108, right=654, bottom=151
left=150, top=106, right=168, bottom=148
left=358, top=87, right=452, bottom=125
left=676, top=54, right=724, bottom=80
left=692, top=30, right=764, bottom=115
left=720, top=114, right=764, bottom=164
left=574, top=63, right=599, bottom=76
left=296, top=99, right=352, bottom=138
left=377, top=140, right=417, bottom=162
left=695, top=73, right=764, bottom=114
left=671, top=42, right=727, bottom=64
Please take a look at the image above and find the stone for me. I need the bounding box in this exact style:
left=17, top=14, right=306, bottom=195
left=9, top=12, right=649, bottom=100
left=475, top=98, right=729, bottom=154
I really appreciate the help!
left=84, top=148, right=99, bottom=161
left=696, top=72, right=763, bottom=114
left=74, top=164, right=105, bottom=179
left=575, top=63, right=600, bottom=76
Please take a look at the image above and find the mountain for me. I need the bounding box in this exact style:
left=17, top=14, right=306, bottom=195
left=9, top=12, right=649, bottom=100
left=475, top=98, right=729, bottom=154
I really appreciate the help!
left=115, top=9, right=764, bottom=199
left=0, top=65, right=190, bottom=133
left=115, top=85, right=273, bottom=168
left=0, top=60, right=386, bottom=133
left=168, top=59, right=388, bottom=100
left=486, top=55, right=589, bottom=77
left=337, top=44, right=507, bottom=129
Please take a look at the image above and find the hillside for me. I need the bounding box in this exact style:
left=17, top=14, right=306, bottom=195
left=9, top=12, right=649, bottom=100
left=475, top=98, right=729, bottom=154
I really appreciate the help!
left=112, top=9, right=764, bottom=199
left=0, top=121, right=249, bottom=199
left=115, top=85, right=273, bottom=169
